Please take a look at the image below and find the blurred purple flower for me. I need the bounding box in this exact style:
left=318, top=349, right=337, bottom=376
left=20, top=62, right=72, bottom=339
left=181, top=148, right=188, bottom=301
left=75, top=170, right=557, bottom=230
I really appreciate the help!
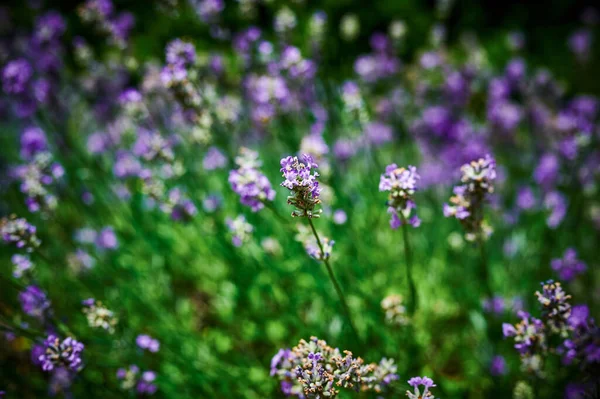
left=551, top=248, right=586, bottom=281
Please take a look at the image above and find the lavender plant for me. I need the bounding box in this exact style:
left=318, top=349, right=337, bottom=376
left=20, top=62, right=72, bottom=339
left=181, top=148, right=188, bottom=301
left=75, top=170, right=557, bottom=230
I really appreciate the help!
left=280, top=154, right=359, bottom=340
left=270, top=336, right=399, bottom=397
left=380, top=164, right=420, bottom=314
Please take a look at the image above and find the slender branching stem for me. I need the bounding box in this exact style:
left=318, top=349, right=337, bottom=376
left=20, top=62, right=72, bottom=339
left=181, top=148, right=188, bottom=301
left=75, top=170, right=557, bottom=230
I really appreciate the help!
left=400, top=215, right=417, bottom=315
left=307, top=217, right=360, bottom=343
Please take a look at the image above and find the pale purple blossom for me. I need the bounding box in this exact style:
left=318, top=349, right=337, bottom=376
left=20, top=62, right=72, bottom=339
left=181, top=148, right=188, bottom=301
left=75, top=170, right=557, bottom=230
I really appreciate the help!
left=136, top=334, right=160, bottom=353
left=551, top=248, right=586, bottom=282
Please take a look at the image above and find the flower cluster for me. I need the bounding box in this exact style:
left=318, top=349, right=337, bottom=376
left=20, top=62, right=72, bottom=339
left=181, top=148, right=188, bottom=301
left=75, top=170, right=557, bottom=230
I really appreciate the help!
left=535, top=280, right=572, bottom=337
left=381, top=294, right=409, bottom=326
left=116, top=365, right=157, bottom=395
left=136, top=335, right=160, bottom=353
left=561, top=305, right=600, bottom=370
left=0, top=216, right=41, bottom=252
left=444, top=155, right=497, bottom=241
left=78, top=0, right=134, bottom=48
left=406, top=376, right=437, bottom=399
left=270, top=336, right=398, bottom=398
left=503, top=280, right=599, bottom=377
left=551, top=248, right=587, bottom=282
left=503, top=310, right=547, bottom=374
left=229, top=148, right=276, bottom=212
left=280, top=154, right=322, bottom=218
left=12, top=254, right=34, bottom=278
left=379, top=164, right=420, bottom=229
left=12, top=151, right=64, bottom=213
left=19, top=285, right=51, bottom=320
left=226, top=215, right=254, bottom=247
left=39, top=335, right=85, bottom=372
left=82, top=298, right=118, bottom=334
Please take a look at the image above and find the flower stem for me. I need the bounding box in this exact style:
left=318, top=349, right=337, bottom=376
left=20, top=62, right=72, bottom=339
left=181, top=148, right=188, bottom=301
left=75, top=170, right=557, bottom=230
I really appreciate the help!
left=307, top=218, right=360, bottom=343
left=400, top=217, right=417, bottom=315
left=477, top=235, right=493, bottom=299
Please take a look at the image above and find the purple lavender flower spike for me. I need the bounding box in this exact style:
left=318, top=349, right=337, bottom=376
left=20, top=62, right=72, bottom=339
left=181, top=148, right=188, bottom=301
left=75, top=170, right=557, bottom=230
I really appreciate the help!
left=551, top=248, right=587, bottom=282
left=229, top=148, right=275, bottom=212
left=280, top=154, right=322, bottom=218
left=2, top=59, right=32, bottom=94
left=406, top=376, right=437, bottom=398
left=379, top=164, right=420, bottom=229
left=20, top=127, right=48, bottom=160
left=19, top=285, right=51, bottom=319
left=444, top=155, right=496, bottom=241
left=39, top=335, right=84, bottom=372
left=1, top=216, right=41, bottom=252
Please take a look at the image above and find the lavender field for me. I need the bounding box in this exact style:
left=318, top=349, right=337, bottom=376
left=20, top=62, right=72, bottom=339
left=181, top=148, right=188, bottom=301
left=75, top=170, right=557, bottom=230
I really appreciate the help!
left=0, top=0, right=599, bottom=398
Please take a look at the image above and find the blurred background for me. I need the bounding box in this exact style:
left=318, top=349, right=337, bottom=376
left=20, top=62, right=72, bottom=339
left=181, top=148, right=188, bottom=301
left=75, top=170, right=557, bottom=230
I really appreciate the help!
left=0, top=0, right=599, bottom=398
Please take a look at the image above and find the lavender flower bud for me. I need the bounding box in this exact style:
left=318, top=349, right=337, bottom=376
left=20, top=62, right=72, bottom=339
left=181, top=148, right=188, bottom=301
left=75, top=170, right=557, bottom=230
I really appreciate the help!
left=280, top=154, right=322, bottom=218
left=551, top=248, right=587, bottom=282
left=82, top=298, right=118, bottom=334
left=271, top=337, right=398, bottom=397
left=444, top=155, right=496, bottom=241
left=39, top=335, right=84, bottom=372
left=229, top=148, right=275, bottom=212
left=502, top=310, right=547, bottom=375
left=535, top=280, right=572, bottom=337
left=136, top=334, right=160, bottom=353
left=225, top=215, right=253, bottom=247
left=406, top=376, right=437, bottom=399
left=1, top=216, right=41, bottom=252
left=381, top=294, right=409, bottom=326
left=19, top=285, right=51, bottom=320
left=379, top=164, right=420, bottom=229
left=12, top=254, right=33, bottom=278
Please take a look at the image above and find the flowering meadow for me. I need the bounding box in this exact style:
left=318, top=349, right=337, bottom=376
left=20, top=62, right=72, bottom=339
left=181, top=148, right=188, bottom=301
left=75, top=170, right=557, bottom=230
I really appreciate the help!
left=1, top=0, right=600, bottom=398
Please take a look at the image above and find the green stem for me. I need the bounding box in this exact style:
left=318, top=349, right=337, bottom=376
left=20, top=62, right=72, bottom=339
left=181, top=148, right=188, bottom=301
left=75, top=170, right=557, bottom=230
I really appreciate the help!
left=477, top=236, right=493, bottom=299
left=307, top=218, right=360, bottom=343
left=400, top=217, right=417, bottom=315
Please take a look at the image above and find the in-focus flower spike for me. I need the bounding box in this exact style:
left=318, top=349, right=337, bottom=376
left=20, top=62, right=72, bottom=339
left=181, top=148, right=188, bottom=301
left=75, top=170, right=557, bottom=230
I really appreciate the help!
left=226, top=215, right=253, bottom=247
left=406, top=376, right=437, bottom=399
left=271, top=336, right=398, bottom=397
left=39, top=335, right=85, bottom=372
left=229, top=148, right=276, bottom=212
left=379, top=164, right=420, bottom=229
left=535, top=280, right=572, bottom=337
left=381, top=294, right=409, bottom=326
left=1, top=216, right=41, bottom=252
left=280, top=154, right=322, bottom=218
left=82, top=298, right=118, bottom=334
left=444, top=154, right=497, bottom=241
